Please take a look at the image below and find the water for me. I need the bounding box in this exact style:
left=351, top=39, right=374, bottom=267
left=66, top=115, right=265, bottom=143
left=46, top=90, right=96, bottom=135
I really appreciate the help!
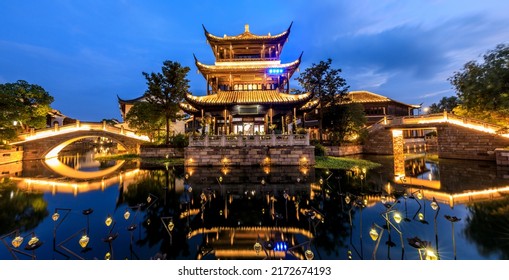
left=1, top=148, right=509, bottom=260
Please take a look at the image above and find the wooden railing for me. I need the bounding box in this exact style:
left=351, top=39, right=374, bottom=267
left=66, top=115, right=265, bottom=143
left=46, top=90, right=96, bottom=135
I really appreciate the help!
left=189, top=134, right=309, bottom=147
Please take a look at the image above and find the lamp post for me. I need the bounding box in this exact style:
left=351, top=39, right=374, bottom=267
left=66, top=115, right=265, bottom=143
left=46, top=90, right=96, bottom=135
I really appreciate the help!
left=369, top=223, right=385, bottom=260
left=445, top=215, right=461, bottom=260
left=381, top=201, right=405, bottom=259
left=431, top=197, right=440, bottom=260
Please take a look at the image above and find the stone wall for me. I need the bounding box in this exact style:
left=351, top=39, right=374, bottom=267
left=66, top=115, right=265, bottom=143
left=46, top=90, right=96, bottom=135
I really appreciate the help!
left=185, top=146, right=315, bottom=166
left=437, top=124, right=509, bottom=161
left=495, top=148, right=509, bottom=166
left=363, top=127, right=394, bottom=155
left=0, top=148, right=23, bottom=165
left=140, top=147, right=184, bottom=158
left=325, top=145, right=363, bottom=156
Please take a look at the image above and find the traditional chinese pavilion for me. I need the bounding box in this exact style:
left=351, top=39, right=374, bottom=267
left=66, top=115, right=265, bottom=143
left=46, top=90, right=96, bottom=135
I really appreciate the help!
left=179, top=23, right=315, bottom=135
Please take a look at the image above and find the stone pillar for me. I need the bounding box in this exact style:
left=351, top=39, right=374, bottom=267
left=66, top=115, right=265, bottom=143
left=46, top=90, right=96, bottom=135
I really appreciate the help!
left=392, top=129, right=405, bottom=180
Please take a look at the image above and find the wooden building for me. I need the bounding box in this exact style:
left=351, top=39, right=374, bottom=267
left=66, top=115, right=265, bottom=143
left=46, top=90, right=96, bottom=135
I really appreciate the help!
left=179, top=23, right=315, bottom=135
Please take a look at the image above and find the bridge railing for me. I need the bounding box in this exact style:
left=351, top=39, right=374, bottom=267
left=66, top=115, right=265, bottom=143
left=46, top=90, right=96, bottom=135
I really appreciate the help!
left=400, top=112, right=508, bottom=136
left=189, top=134, right=310, bottom=147
left=15, top=121, right=150, bottom=142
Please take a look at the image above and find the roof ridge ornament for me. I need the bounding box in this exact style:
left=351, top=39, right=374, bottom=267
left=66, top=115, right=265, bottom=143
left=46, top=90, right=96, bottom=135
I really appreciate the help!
left=245, top=24, right=250, bottom=33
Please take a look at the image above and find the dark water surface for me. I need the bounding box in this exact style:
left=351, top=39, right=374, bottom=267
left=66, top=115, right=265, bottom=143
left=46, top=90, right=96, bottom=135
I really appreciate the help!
left=1, top=150, right=509, bottom=260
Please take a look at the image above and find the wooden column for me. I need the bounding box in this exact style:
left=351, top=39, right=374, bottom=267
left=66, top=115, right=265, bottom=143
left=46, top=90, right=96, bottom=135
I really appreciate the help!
left=287, top=73, right=290, bottom=93
left=206, top=74, right=209, bottom=95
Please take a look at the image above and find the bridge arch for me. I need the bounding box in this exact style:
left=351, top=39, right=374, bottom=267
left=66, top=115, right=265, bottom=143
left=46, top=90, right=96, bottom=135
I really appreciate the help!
left=44, top=135, right=127, bottom=159
left=13, top=123, right=149, bottom=160
left=44, top=157, right=126, bottom=179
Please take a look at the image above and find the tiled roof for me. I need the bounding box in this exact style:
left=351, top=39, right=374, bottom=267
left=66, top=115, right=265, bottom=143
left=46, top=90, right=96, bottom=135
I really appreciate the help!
left=178, top=102, right=199, bottom=113
left=185, top=90, right=312, bottom=106
left=203, top=23, right=292, bottom=42
left=195, top=56, right=301, bottom=72
left=346, top=91, right=421, bottom=108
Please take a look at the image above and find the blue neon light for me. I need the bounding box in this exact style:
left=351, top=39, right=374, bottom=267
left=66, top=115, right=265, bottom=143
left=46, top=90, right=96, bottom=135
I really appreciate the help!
left=273, top=241, right=288, bottom=251
left=268, top=68, right=284, bottom=75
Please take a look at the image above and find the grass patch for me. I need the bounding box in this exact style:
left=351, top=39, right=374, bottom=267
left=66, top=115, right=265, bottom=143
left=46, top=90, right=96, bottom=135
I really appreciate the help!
left=315, top=156, right=382, bottom=170
left=94, top=153, right=140, bottom=161
left=142, top=157, right=185, bottom=165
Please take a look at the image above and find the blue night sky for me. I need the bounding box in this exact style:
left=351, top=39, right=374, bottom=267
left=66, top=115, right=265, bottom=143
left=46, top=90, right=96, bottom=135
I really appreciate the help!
left=1, top=0, right=508, bottom=121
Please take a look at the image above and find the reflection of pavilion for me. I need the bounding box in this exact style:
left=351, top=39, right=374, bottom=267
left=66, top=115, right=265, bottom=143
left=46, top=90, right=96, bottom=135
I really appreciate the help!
left=189, top=226, right=314, bottom=260
left=180, top=166, right=318, bottom=260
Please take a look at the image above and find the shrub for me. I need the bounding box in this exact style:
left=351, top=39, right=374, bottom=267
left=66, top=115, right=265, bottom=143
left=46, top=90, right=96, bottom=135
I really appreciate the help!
left=171, top=133, right=189, bottom=148
left=314, top=143, right=327, bottom=156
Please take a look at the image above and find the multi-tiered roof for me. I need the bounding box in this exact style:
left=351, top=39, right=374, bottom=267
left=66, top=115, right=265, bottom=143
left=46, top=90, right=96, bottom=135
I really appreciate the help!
left=180, top=23, right=314, bottom=115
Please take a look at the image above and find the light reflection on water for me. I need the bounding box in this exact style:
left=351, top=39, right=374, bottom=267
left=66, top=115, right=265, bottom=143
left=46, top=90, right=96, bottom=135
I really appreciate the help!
left=1, top=152, right=509, bottom=260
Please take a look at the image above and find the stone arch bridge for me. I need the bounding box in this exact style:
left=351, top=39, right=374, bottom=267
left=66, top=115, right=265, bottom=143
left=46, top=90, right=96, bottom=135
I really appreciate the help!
left=12, top=121, right=149, bottom=160
left=364, top=112, right=509, bottom=162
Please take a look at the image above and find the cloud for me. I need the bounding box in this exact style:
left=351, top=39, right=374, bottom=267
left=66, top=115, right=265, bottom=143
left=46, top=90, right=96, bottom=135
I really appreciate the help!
left=419, top=89, right=451, bottom=99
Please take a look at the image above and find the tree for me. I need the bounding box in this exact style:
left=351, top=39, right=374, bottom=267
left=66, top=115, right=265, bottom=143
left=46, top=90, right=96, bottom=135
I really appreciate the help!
left=449, top=44, right=509, bottom=124
left=296, top=58, right=350, bottom=143
left=0, top=80, right=53, bottom=143
left=142, top=61, right=191, bottom=145
left=428, top=96, right=460, bottom=114
left=323, top=102, right=367, bottom=144
left=125, top=101, right=164, bottom=142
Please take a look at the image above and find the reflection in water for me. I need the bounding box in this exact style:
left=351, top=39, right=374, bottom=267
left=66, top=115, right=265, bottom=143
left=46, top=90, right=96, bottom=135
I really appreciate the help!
left=2, top=152, right=509, bottom=260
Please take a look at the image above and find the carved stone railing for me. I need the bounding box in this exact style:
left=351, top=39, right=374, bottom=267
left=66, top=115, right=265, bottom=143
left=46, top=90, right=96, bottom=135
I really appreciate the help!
left=189, top=134, right=310, bottom=147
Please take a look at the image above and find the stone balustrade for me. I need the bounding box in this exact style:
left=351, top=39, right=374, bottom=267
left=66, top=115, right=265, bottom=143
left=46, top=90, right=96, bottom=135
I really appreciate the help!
left=189, top=134, right=309, bottom=147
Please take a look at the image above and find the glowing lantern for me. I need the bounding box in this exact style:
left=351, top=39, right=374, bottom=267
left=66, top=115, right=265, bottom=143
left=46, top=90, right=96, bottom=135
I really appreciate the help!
left=425, top=249, right=438, bottom=260
left=418, top=212, right=424, bottom=220
left=79, top=235, right=89, bottom=248
left=105, top=215, right=113, bottom=227
left=393, top=212, right=402, bottom=224
left=105, top=252, right=111, bottom=260
left=417, top=191, right=423, bottom=200
left=431, top=199, right=439, bottom=211
left=28, top=236, right=39, bottom=246
left=167, top=221, right=175, bottom=231
left=123, top=210, right=130, bottom=220
left=11, top=236, right=23, bottom=248
left=369, top=228, right=379, bottom=241
left=52, top=212, right=60, bottom=222
left=305, top=249, right=314, bottom=260
left=254, top=242, right=262, bottom=255
left=345, top=196, right=351, bottom=205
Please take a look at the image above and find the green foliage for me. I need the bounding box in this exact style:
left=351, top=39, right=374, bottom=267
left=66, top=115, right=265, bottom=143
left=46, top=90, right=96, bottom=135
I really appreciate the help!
left=314, top=143, right=327, bottom=156
left=296, top=58, right=349, bottom=142
left=143, top=60, right=191, bottom=145
left=323, top=103, right=367, bottom=144
left=0, top=80, right=53, bottom=142
left=315, top=156, right=381, bottom=170
left=171, top=133, right=188, bottom=148
left=464, top=197, right=509, bottom=259
left=449, top=44, right=509, bottom=123
left=0, top=178, right=48, bottom=235
left=125, top=101, right=164, bottom=141
left=428, top=96, right=460, bottom=114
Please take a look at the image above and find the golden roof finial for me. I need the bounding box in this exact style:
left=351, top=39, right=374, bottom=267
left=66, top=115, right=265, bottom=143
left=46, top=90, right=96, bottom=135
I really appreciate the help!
left=244, top=24, right=250, bottom=33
